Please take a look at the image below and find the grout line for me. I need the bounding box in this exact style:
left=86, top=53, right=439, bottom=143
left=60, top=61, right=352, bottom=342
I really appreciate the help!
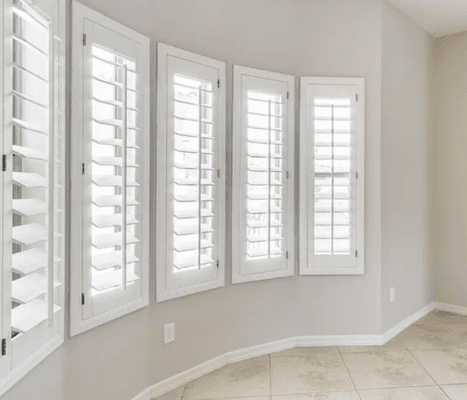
left=268, top=354, right=272, bottom=400
left=180, top=383, right=188, bottom=400
left=338, top=350, right=362, bottom=399
left=439, top=385, right=454, bottom=400
left=404, top=346, right=440, bottom=386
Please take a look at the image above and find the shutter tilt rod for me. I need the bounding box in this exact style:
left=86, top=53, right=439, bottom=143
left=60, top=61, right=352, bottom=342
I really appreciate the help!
left=47, top=23, right=55, bottom=327
left=197, top=87, right=202, bottom=270
left=121, top=64, right=128, bottom=290
left=267, top=100, right=271, bottom=259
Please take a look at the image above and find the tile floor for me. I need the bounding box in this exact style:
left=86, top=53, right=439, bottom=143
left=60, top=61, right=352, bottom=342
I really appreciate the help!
left=154, top=310, right=467, bottom=400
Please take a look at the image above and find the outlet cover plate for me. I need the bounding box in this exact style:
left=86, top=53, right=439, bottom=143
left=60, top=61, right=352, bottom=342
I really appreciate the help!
left=164, top=323, right=175, bottom=344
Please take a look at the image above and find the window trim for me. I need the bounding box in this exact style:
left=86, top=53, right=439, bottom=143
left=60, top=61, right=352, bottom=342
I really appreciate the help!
left=156, top=42, right=226, bottom=302
left=299, top=76, right=365, bottom=276
left=0, top=0, right=65, bottom=395
left=232, top=65, right=295, bottom=284
left=70, top=1, right=150, bottom=337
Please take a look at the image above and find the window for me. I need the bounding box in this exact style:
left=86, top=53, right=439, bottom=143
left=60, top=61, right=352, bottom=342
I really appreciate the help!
left=232, top=66, right=295, bottom=283
left=299, top=77, right=365, bottom=275
left=0, top=0, right=65, bottom=394
left=70, top=2, right=150, bottom=336
left=156, top=43, right=226, bottom=302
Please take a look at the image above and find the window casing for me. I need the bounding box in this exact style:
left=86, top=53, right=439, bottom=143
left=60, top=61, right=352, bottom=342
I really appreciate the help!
left=70, top=2, right=150, bottom=336
left=0, top=0, right=65, bottom=394
left=299, top=77, right=365, bottom=275
left=232, top=66, right=295, bottom=283
left=156, top=43, right=226, bottom=302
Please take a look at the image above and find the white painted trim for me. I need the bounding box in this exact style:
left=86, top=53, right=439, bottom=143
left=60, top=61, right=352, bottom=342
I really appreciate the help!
left=131, top=302, right=438, bottom=400
left=433, top=302, right=467, bottom=316
left=382, top=302, right=436, bottom=344
left=0, top=335, right=63, bottom=398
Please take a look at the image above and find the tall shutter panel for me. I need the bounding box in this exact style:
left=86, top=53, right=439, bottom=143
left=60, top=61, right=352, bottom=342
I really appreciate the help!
left=156, top=43, right=226, bottom=302
left=1, top=0, right=65, bottom=390
left=300, top=78, right=364, bottom=275
left=232, top=66, right=294, bottom=284
left=70, top=3, right=149, bottom=336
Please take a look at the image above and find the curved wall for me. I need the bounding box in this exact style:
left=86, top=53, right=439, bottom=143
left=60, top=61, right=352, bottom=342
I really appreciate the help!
left=3, top=1, right=387, bottom=399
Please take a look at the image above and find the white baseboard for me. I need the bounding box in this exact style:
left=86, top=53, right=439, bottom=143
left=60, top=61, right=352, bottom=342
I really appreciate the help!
left=133, top=302, right=435, bottom=400
left=433, top=301, right=467, bottom=316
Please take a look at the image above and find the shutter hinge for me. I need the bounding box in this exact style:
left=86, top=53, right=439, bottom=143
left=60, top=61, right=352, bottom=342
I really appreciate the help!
left=81, top=293, right=85, bottom=305
left=356, top=172, right=358, bottom=179
left=217, top=79, right=220, bottom=88
left=2, top=339, right=6, bottom=356
left=287, top=92, right=289, bottom=100
left=356, top=94, right=358, bottom=102
left=2, top=155, right=6, bottom=172
left=82, top=33, right=86, bottom=46
left=286, top=251, right=289, bottom=259
left=216, top=260, right=219, bottom=268
left=217, top=169, right=220, bottom=178
left=82, top=163, right=85, bottom=175
left=355, top=250, right=358, bottom=257
left=286, top=171, right=290, bottom=179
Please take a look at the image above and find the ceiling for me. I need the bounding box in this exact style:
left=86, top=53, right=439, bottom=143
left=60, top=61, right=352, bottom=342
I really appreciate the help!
left=385, top=0, right=467, bottom=37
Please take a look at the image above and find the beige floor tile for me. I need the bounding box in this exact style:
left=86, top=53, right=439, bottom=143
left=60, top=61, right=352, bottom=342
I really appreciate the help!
left=396, top=324, right=467, bottom=349
left=270, top=354, right=355, bottom=395
left=272, top=392, right=360, bottom=399
left=182, top=356, right=270, bottom=400
left=341, top=350, right=435, bottom=390
left=410, top=347, right=467, bottom=385
left=338, top=335, right=406, bottom=354
left=358, top=386, right=449, bottom=400
left=153, top=386, right=185, bottom=400
left=272, top=346, right=339, bottom=357
left=440, top=384, right=467, bottom=399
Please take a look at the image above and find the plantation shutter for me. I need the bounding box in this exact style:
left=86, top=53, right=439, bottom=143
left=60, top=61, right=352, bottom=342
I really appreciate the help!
left=156, top=43, right=225, bottom=302
left=1, top=0, right=65, bottom=379
left=300, top=78, right=364, bottom=275
left=232, top=66, right=294, bottom=283
left=70, top=3, right=150, bottom=335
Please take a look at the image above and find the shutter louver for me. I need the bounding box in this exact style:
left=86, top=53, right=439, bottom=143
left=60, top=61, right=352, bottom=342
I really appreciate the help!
left=232, top=66, right=294, bottom=284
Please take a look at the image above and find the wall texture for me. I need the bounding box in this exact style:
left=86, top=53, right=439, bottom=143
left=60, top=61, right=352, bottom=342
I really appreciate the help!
left=431, top=31, right=467, bottom=307
left=1, top=0, right=435, bottom=399
left=380, top=1, right=433, bottom=331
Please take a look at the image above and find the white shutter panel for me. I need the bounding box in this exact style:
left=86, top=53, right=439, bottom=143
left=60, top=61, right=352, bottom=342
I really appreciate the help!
left=1, top=0, right=65, bottom=389
left=70, top=3, right=150, bottom=336
left=156, top=43, right=225, bottom=302
left=232, top=66, right=294, bottom=283
left=300, top=78, right=365, bottom=275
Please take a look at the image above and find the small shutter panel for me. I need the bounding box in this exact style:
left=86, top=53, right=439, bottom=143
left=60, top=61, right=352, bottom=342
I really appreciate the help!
left=156, top=43, right=225, bottom=302
left=232, top=66, right=294, bottom=283
left=311, top=85, right=357, bottom=269
left=2, top=0, right=65, bottom=376
left=71, top=3, right=149, bottom=335
left=300, top=78, right=364, bottom=275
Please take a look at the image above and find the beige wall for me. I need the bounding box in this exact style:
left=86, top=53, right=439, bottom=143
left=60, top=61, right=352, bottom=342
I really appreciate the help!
left=431, top=31, right=467, bottom=307
left=2, top=0, right=437, bottom=399
left=2, top=1, right=385, bottom=399
left=380, top=1, right=433, bottom=331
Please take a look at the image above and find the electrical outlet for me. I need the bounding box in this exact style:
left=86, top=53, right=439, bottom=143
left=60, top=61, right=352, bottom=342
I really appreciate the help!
left=390, top=287, right=395, bottom=303
left=164, top=323, right=175, bottom=344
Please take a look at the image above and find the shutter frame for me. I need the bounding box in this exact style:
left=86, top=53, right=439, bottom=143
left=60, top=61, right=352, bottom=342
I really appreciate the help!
left=70, top=2, right=150, bottom=337
left=299, top=77, right=365, bottom=276
left=156, top=43, right=226, bottom=302
left=232, top=65, right=295, bottom=284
